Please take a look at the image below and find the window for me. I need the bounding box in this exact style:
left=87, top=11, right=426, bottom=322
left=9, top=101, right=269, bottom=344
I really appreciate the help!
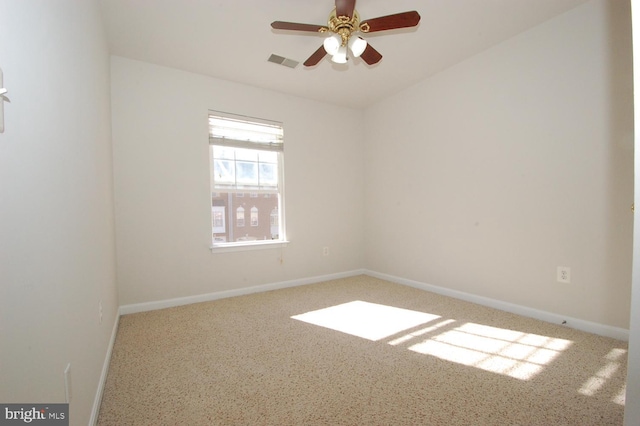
left=236, top=206, right=245, bottom=227
left=212, top=206, right=225, bottom=233
left=270, top=208, right=279, bottom=238
left=209, top=111, right=285, bottom=248
left=250, top=207, right=259, bottom=227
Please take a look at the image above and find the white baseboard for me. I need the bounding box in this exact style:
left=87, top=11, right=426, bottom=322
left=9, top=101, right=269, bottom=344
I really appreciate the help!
left=119, top=269, right=366, bottom=315
left=119, top=268, right=629, bottom=340
left=89, top=312, right=120, bottom=426
left=365, top=270, right=629, bottom=341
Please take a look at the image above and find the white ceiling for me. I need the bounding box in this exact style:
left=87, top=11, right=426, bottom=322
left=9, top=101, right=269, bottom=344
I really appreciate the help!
left=99, top=0, right=590, bottom=109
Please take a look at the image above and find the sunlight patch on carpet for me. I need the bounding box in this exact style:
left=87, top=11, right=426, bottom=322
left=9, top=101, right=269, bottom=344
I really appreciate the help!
left=612, top=383, right=627, bottom=406
left=408, top=322, right=573, bottom=380
left=387, top=319, right=457, bottom=346
left=291, top=301, right=440, bottom=341
left=293, top=301, right=575, bottom=381
left=578, top=348, right=627, bottom=402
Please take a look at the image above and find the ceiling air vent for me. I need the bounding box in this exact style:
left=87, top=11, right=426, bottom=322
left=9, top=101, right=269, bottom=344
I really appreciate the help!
left=268, top=54, right=299, bottom=69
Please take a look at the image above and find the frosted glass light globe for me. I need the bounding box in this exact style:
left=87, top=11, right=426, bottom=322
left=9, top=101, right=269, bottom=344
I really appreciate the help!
left=348, top=36, right=367, bottom=57
left=323, top=34, right=341, bottom=55
left=331, top=46, right=348, bottom=64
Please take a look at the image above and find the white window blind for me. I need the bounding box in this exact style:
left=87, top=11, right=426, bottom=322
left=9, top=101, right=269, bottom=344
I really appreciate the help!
left=209, top=112, right=284, bottom=151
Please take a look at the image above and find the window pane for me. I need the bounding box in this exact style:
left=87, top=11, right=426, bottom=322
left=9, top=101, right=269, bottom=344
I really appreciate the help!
left=236, top=161, right=258, bottom=184
left=214, top=159, right=235, bottom=183
left=213, top=146, right=236, bottom=160
left=212, top=191, right=280, bottom=241
left=235, top=148, right=258, bottom=162
left=212, top=145, right=281, bottom=191
left=258, top=151, right=278, bottom=163
left=259, top=163, right=277, bottom=187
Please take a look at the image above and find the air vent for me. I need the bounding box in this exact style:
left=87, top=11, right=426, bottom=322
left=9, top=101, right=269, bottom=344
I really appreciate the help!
left=268, top=54, right=299, bottom=69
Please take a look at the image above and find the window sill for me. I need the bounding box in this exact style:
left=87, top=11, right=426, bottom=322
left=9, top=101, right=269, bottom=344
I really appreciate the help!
left=210, top=240, right=289, bottom=253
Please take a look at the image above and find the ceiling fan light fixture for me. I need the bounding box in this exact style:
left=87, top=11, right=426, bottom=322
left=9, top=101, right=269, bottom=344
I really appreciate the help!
left=348, top=36, right=367, bottom=58
left=331, top=45, right=348, bottom=63
left=323, top=33, right=342, bottom=56
left=272, top=2, right=421, bottom=68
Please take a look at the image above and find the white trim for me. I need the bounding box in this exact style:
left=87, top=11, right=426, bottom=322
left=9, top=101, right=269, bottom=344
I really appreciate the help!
left=210, top=240, right=289, bottom=253
left=89, top=312, right=120, bottom=425
left=119, top=269, right=365, bottom=315
left=365, top=270, right=630, bottom=341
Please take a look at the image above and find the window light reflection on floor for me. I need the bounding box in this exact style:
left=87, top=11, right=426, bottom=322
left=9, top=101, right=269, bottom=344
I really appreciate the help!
left=409, top=322, right=573, bottom=380
left=613, top=383, right=627, bottom=406
left=291, top=301, right=440, bottom=341
left=292, top=301, right=573, bottom=381
left=387, top=319, right=457, bottom=346
left=578, top=347, right=627, bottom=404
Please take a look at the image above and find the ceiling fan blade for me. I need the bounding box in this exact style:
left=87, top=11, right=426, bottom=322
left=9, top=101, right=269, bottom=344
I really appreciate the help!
left=271, top=21, right=328, bottom=33
left=360, top=43, right=382, bottom=65
left=303, top=45, right=327, bottom=67
left=360, top=11, right=421, bottom=33
left=335, top=0, right=356, bottom=18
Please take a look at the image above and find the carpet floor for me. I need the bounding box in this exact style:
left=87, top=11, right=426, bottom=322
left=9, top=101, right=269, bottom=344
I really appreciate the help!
left=98, top=275, right=628, bottom=425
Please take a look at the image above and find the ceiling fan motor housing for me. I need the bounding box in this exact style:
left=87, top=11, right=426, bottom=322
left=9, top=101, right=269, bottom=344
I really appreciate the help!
left=328, top=9, right=361, bottom=46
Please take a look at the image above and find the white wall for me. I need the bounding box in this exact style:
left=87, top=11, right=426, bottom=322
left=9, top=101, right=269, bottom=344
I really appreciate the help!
left=0, top=0, right=634, bottom=423
left=364, top=0, right=633, bottom=329
left=0, top=1, right=118, bottom=424
left=111, top=57, right=364, bottom=306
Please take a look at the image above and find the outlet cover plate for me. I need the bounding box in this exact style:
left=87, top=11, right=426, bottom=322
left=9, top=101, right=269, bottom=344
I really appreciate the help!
left=557, top=266, right=571, bottom=283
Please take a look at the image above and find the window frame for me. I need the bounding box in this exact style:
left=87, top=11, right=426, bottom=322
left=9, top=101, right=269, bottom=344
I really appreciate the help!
left=208, top=111, right=287, bottom=252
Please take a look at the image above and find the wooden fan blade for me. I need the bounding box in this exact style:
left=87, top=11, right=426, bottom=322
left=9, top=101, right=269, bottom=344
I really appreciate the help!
left=304, top=45, right=327, bottom=67
left=360, top=11, right=421, bottom=33
left=271, top=21, right=328, bottom=33
left=335, top=0, right=356, bottom=18
left=360, top=43, right=382, bottom=65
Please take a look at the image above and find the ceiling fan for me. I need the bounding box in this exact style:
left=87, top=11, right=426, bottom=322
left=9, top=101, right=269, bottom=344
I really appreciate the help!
left=271, top=0, right=421, bottom=67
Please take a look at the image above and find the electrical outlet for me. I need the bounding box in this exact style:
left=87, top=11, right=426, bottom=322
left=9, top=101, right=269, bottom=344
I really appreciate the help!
left=64, top=363, right=72, bottom=403
left=99, top=300, right=103, bottom=324
left=557, top=266, right=571, bottom=283
left=323, top=247, right=329, bottom=256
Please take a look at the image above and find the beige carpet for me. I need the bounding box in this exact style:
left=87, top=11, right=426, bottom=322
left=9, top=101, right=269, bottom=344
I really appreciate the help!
left=98, top=275, right=628, bottom=425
